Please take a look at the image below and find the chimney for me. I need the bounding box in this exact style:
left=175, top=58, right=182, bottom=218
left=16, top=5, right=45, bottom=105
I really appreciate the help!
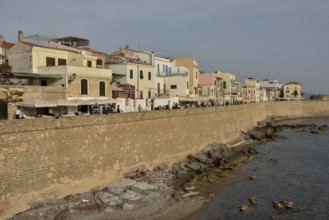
left=0, top=35, right=3, bottom=47
left=18, top=30, right=24, bottom=42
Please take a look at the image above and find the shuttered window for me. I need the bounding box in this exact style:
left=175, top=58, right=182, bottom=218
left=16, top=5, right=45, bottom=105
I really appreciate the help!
left=99, top=81, right=106, bottom=96
left=46, top=57, right=55, bottom=66
left=81, top=79, right=88, bottom=95
left=58, top=58, right=67, bottom=66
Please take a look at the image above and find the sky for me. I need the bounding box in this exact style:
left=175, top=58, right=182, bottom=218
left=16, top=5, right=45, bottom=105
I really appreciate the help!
left=1, top=0, right=328, bottom=94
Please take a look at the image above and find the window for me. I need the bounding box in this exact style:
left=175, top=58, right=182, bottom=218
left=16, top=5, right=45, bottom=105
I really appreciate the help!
left=157, top=64, right=160, bottom=75
left=157, top=83, right=160, bottom=95
left=46, top=57, right=55, bottom=66
left=58, top=58, right=66, bottom=66
left=170, top=85, right=177, bottom=89
left=99, top=81, right=106, bottom=96
left=223, top=81, right=227, bottom=89
left=140, top=70, right=144, bottom=79
left=41, top=80, right=47, bottom=86
left=130, top=69, right=133, bottom=79
left=148, top=91, right=151, bottom=98
left=187, top=82, right=189, bottom=89
left=164, top=84, right=166, bottom=94
left=96, top=59, right=103, bottom=66
left=87, top=61, right=92, bottom=67
left=81, top=79, right=88, bottom=95
left=148, top=72, right=151, bottom=80
left=140, top=91, right=143, bottom=99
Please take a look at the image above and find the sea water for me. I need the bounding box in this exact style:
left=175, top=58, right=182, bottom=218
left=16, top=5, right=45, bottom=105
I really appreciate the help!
left=186, top=117, right=329, bottom=220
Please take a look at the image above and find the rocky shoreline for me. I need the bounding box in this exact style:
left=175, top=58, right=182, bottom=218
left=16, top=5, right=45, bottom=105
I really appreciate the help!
left=8, top=118, right=329, bottom=220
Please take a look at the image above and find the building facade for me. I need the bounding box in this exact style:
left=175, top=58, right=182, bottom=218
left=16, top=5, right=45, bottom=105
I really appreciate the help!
left=283, top=82, right=303, bottom=100
left=8, top=32, right=112, bottom=100
left=170, top=57, right=200, bottom=97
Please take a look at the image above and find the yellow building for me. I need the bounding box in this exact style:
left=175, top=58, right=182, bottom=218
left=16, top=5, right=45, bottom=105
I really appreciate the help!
left=283, top=82, right=303, bottom=100
left=206, top=70, right=237, bottom=105
left=8, top=32, right=112, bottom=100
left=170, top=57, right=200, bottom=97
left=198, top=73, right=224, bottom=102
left=108, top=61, right=155, bottom=99
left=108, top=47, right=156, bottom=99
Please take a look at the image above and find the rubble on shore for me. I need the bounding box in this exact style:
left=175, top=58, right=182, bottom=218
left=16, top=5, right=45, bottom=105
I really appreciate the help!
left=7, top=119, right=328, bottom=220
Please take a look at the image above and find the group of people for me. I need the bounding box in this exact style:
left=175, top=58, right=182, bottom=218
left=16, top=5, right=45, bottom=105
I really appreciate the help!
left=101, top=104, right=121, bottom=115
left=14, top=100, right=225, bottom=119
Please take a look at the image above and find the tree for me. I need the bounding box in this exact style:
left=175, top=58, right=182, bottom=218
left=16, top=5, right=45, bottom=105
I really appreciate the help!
left=0, top=63, right=12, bottom=84
left=0, top=62, right=12, bottom=73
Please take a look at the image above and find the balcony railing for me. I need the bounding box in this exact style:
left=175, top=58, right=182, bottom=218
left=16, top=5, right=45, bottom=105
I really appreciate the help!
left=156, top=71, right=188, bottom=77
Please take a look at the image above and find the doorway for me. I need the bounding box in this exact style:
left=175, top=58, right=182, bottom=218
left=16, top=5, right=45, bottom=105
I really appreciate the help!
left=0, top=100, right=8, bottom=120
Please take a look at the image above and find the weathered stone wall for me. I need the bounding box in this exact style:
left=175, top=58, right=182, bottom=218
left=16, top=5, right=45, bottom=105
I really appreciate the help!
left=0, top=101, right=329, bottom=218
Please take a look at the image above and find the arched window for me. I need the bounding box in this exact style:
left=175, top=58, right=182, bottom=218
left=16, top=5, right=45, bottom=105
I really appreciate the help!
left=99, top=81, right=106, bottom=96
left=81, top=79, right=88, bottom=95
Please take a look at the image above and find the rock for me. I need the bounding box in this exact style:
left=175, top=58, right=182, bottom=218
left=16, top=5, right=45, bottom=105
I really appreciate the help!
left=130, top=182, right=158, bottom=191
left=311, top=130, right=321, bottom=134
left=264, top=128, right=274, bottom=138
left=249, top=175, right=257, bottom=180
left=248, top=197, right=258, bottom=204
left=104, top=206, right=114, bottom=213
left=184, top=185, right=197, bottom=192
left=249, top=132, right=264, bottom=141
left=124, top=167, right=149, bottom=180
left=28, top=194, right=58, bottom=208
left=318, top=125, right=328, bottom=130
left=172, top=191, right=184, bottom=201
left=94, top=191, right=123, bottom=205
left=154, top=163, right=169, bottom=172
left=102, top=186, right=125, bottom=195
left=199, top=175, right=210, bottom=182
left=216, top=171, right=228, bottom=178
left=121, top=190, right=141, bottom=201
left=185, top=162, right=202, bottom=172
left=181, top=191, right=200, bottom=198
left=247, top=147, right=258, bottom=154
left=272, top=200, right=295, bottom=210
left=188, top=153, right=208, bottom=164
left=239, top=204, right=249, bottom=213
left=128, top=185, right=143, bottom=194
left=147, top=191, right=160, bottom=198
left=172, top=163, right=181, bottom=172
left=122, top=203, right=135, bottom=210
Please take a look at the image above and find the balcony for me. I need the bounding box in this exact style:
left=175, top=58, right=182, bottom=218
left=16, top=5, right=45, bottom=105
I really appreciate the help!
left=156, top=71, right=188, bottom=77
left=38, top=65, right=112, bottom=78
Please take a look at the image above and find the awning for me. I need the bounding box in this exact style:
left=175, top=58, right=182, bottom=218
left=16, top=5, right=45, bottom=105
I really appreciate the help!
left=17, top=99, right=58, bottom=108
left=1, top=72, right=64, bottom=79
left=70, top=98, right=121, bottom=105
left=91, top=98, right=121, bottom=104
left=53, top=99, right=79, bottom=107
left=178, top=97, right=209, bottom=102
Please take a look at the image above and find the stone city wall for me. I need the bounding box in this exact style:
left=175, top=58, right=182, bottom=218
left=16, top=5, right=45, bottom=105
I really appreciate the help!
left=0, top=101, right=329, bottom=218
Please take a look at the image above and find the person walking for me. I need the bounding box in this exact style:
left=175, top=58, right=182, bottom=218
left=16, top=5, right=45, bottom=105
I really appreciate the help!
left=117, top=105, right=121, bottom=113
